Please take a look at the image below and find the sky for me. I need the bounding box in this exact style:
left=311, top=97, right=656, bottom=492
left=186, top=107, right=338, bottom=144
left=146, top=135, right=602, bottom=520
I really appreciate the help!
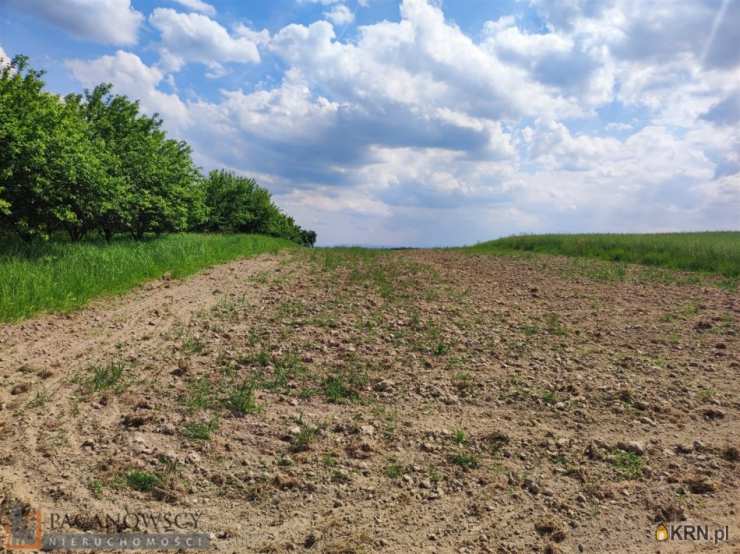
left=1, top=0, right=739, bottom=246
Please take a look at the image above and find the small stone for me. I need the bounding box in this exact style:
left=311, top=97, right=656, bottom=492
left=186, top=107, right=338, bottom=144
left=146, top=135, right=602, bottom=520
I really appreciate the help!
left=535, top=518, right=566, bottom=542
left=655, top=504, right=686, bottom=522
left=722, top=446, right=739, bottom=462
left=702, top=408, right=725, bottom=421
left=617, top=441, right=645, bottom=455
left=360, top=424, right=375, bottom=436
left=121, top=414, right=149, bottom=428
left=524, top=479, right=540, bottom=495
left=304, top=531, right=321, bottom=548
left=158, top=423, right=176, bottom=435
left=10, top=383, right=30, bottom=395
left=274, top=475, right=300, bottom=490
left=684, top=478, right=717, bottom=494
left=373, top=380, right=394, bottom=392
left=171, top=359, right=189, bottom=376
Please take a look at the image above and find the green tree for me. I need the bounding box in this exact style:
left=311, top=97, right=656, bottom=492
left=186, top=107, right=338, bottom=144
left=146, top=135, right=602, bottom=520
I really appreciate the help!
left=0, top=56, right=106, bottom=241
left=202, top=170, right=274, bottom=233
left=78, top=84, right=202, bottom=239
left=0, top=55, right=56, bottom=239
left=201, top=170, right=315, bottom=245
left=0, top=56, right=315, bottom=246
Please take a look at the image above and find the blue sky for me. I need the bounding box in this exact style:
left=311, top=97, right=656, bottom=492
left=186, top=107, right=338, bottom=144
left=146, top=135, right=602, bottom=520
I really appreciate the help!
left=1, top=0, right=739, bottom=246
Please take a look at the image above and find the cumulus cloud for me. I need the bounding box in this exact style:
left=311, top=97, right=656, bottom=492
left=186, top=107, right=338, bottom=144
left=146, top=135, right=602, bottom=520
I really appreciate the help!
left=183, top=0, right=740, bottom=240
left=168, top=0, right=216, bottom=16
left=60, top=0, right=740, bottom=244
left=65, top=51, right=190, bottom=130
left=6, top=0, right=143, bottom=45
left=482, top=18, right=613, bottom=107
left=324, top=4, right=355, bottom=25
left=270, top=5, right=576, bottom=123
left=528, top=0, right=740, bottom=70
left=149, top=9, right=263, bottom=73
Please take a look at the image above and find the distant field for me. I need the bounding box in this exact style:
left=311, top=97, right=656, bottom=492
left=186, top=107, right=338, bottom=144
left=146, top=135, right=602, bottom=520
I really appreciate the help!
left=468, top=232, right=740, bottom=278
left=0, top=233, right=296, bottom=322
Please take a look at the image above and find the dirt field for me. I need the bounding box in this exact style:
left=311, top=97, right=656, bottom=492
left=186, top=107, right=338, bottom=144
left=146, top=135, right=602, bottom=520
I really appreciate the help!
left=1, top=249, right=738, bottom=553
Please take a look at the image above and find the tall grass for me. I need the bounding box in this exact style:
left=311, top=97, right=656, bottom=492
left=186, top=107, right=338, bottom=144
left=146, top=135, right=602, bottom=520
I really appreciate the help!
left=468, top=232, right=740, bottom=278
left=0, top=233, right=296, bottom=322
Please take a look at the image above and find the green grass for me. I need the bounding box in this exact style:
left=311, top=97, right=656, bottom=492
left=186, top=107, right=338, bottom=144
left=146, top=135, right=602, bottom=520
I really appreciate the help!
left=385, top=461, right=403, bottom=479
left=126, top=470, right=161, bottom=492
left=468, top=232, right=740, bottom=278
left=0, top=233, right=296, bottom=322
left=84, top=361, right=127, bottom=394
left=611, top=449, right=644, bottom=480
left=449, top=452, right=480, bottom=470
left=224, top=381, right=260, bottom=416
left=182, top=418, right=219, bottom=441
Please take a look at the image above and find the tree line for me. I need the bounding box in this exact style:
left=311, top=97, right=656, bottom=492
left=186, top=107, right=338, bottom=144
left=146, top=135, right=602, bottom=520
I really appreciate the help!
left=0, top=56, right=316, bottom=246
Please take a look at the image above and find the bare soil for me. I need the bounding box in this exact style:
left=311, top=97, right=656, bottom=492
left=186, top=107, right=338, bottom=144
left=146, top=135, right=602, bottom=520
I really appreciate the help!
left=1, top=249, right=738, bottom=553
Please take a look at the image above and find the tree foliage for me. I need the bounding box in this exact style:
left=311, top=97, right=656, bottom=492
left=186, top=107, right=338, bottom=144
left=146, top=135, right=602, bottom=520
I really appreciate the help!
left=0, top=56, right=315, bottom=246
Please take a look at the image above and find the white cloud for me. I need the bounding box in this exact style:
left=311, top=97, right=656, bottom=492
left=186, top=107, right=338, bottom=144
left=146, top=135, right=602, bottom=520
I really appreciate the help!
left=0, top=46, right=9, bottom=65
left=178, top=0, right=740, bottom=242
left=234, top=24, right=271, bottom=46
left=270, top=2, right=577, bottom=123
left=168, top=0, right=216, bottom=16
left=149, top=9, right=263, bottom=73
left=65, top=51, right=190, bottom=130
left=324, top=4, right=355, bottom=25
left=61, top=0, right=740, bottom=245
left=7, top=0, right=143, bottom=45
left=482, top=16, right=614, bottom=107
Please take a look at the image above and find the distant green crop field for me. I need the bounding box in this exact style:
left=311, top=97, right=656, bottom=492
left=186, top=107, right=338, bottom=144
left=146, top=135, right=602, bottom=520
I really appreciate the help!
left=467, top=232, right=740, bottom=278
left=0, top=233, right=296, bottom=322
